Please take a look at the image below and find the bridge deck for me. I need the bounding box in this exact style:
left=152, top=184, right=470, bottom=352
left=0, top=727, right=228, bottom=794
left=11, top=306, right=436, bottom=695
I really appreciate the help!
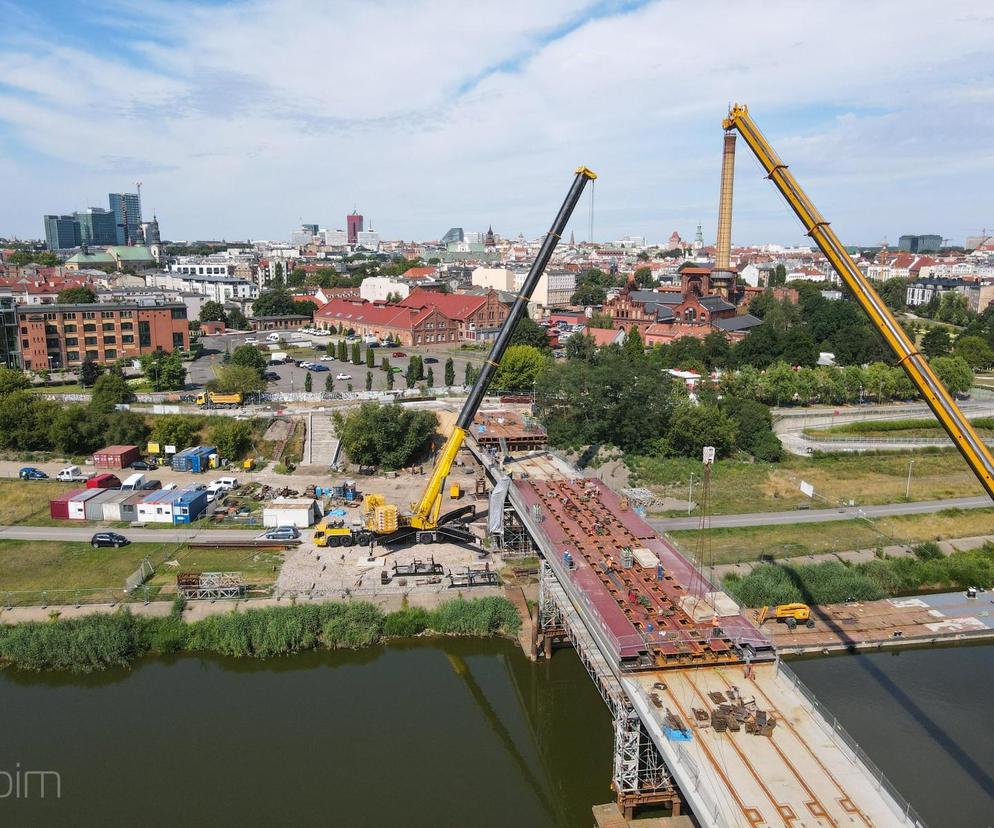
left=627, top=663, right=912, bottom=827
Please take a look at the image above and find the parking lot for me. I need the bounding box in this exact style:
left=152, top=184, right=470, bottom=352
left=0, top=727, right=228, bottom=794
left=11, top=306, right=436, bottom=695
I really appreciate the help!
left=192, top=331, right=487, bottom=394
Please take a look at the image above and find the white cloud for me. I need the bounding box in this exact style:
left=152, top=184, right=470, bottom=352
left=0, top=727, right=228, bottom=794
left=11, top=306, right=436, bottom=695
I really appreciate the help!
left=0, top=0, right=992, bottom=246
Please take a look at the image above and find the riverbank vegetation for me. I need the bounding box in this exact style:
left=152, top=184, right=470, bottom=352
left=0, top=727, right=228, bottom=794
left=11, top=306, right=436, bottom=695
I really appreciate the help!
left=0, top=596, right=521, bottom=672
left=722, top=544, right=994, bottom=607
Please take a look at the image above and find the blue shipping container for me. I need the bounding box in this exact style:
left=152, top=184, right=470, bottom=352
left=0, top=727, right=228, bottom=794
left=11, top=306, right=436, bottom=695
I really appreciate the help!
left=172, top=487, right=208, bottom=524
left=171, top=446, right=217, bottom=473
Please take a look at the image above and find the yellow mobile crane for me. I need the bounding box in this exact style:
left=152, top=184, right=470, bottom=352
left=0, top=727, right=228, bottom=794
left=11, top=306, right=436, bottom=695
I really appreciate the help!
left=723, top=104, right=994, bottom=502
left=314, top=166, right=597, bottom=550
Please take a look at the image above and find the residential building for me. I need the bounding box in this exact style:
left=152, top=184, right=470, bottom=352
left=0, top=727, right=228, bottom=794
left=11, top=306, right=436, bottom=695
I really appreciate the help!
left=108, top=192, right=142, bottom=245
left=44, top=215, right=81, bottom=250
left=147, top=271, right=258, bottom=302
left=15, top=301, right=189, bottom=371
left=74, top=208, right=118, bottom=246
left=169, top=257, right=232, bottom=276
left=470, top=266, right=575, bottom=311
left=347, top=211, right=364, bottom=245
left=360, top=276, right=410, bottom=303
left=905, top=277, right=964, bottom=307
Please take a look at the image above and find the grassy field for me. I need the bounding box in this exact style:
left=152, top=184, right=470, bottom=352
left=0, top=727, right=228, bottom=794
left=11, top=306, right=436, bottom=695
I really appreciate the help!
left=667, top=507, right=994, bottom=565
left=0, top=480, right=78, bottom=524
left=630, top=451, right=985, bottom=515
left=803, top=417, right=994, bottom=440
left=0, top=539, right=283, bottom=604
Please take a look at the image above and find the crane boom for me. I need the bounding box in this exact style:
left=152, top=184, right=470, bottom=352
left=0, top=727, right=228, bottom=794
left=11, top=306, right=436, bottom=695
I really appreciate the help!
left=723, top=104, right=994, bottom=501
left=409, top=166, right=597, bottom=530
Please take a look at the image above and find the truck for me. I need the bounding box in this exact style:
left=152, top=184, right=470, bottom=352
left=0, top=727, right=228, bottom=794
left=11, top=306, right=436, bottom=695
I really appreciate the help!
left=57, top=465, right=93, bottom=483
left=195, top=391, right=244, bottom=408
left=86, top=473, right=121, bottom=489
left=269, top=352, right=289, bottom=365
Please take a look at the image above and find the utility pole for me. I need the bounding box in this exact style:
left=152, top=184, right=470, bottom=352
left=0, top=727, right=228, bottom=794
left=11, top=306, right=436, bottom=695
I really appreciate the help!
left=906, top=459, right=915, bottom=499
left=687, top=472, right=694, bottom=515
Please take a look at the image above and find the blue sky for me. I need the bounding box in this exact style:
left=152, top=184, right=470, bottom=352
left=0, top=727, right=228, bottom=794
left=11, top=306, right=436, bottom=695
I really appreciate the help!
left=1, top=0, right=992, bottom=246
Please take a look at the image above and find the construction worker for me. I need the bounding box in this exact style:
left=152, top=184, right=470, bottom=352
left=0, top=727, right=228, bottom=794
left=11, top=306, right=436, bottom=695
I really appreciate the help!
left=656, top=562, right=664, bottom=582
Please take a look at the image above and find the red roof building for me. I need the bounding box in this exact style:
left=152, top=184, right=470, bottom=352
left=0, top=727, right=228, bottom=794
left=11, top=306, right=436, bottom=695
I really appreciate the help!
left=398, top=287, right=509, bottom=341
left=314, top=298, right=458, bottom=346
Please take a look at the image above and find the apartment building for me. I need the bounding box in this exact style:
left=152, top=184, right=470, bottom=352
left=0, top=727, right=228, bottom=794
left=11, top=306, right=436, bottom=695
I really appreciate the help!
left=16, top=302, right=189, bottom=370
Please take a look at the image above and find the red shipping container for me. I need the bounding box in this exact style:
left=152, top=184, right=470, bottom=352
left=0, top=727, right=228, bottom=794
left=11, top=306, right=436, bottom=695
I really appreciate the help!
left=92, top=445, right=140, bottom=470
left=87, top=473, right=121, bottom=489
left=49, top=488, right=86, bottom=520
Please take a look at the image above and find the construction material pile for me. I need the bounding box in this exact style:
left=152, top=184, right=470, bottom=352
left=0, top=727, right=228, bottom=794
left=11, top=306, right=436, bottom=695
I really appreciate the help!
left=696, top=687, right=777, bottom=737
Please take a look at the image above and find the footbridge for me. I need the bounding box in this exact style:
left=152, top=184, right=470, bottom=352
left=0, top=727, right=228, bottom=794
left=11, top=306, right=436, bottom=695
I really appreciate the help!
left=468, top=437, right=926, bottom=827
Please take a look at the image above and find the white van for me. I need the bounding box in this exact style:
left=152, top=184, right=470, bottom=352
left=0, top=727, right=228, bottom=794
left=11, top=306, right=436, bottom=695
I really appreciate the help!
left=211, top=476, right=239, bottom=492
left=266, top=332, right=281, bottom=342
left=121, top=472, right=145, bottom=491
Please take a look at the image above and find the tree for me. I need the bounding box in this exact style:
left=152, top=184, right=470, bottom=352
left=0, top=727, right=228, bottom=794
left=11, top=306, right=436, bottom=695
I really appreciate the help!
left=252, top=289, right=300, bottom=317
left=149, top=415, right=201, bottom=451
left=287, top=268, right=306, bottom=288
left=273, top=262, right=284, bottom=286
left=701, top=330, right=732, bottom=370
left=931, top=355, right=974, bottom=395
left=325, top=374, right=334, bottom=393
left=954, top=335, right=994, bottom=370
left=141, top=352, right=186, bottom=391
left=49, top=404, right=105, bottom=454
left=494, top=345, right=547, bottom=390
left=79, top=358, right=104, bottom=387
left=666, top=402, right=737, bottom=459
left=936, top=291, right=971, bottom=325
left=386, top=369, right=395, bottom=391
left=90, top=372, right=134, bottom=412
left=622, top=326, right=644, bottom=361
left=921, top=327, right=952, bottom=358
left=9, top=250, right=59, bottom=266
left=633, top=266, right=654, bottom=288
left=404, top=360, right=417, bottom=389
left=366, top=348, right=375, bottom=368
left=57, top=286, right=97, bottom=304
left=0, top=392, right=57, bottom=450
left=338, top=340, right=348, bottom=361
left=413, top=355, right=424, bottom=380
left=351, top=341, right=361, bottom=365
left=230, top=344, right=267, bottom=375
left=732, top=324, right=780, bottom=369
left=444, top=357, right=455, bottom=386
left=303, top=371, right=312, bottom=392
left=878, top=277, right=909, bottom=312
left=381, top=356, right=391, bottom=373
left=0, top=366, right=30, bottom=397
left=779, top=327, right=818, bottom=367
left=103, top=410, right=150, bottom=447
left=509, top=316, right=550, bottom=350
left=209, top=418, right=254, bottom=460
left=365, top=371, right=373, bottom=391
left=464, top=361, right=475, bottom=386
left=768, top=264, right=787, bottom=288
left=208, top=364, right=266, bottom=395
left=333, top=403, right=438, bottom=468
left=565, top=332, right=596, bottom=361
left=570, top=283, right=608, bottom=306
left=199, top=301, right=227, bottom=324
left=227, top=308, right=250, bottom=330
left=427, top=367, right=434, bottom=386
left=587, top=312, right=614, bottom=329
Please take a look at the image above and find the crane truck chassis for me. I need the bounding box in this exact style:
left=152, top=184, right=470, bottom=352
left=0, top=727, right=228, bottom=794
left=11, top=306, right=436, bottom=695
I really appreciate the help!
left=319, top=166, right=597, bottom=550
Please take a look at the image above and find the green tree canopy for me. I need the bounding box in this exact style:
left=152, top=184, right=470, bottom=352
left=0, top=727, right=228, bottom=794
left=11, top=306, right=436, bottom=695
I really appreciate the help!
left=199, top=301, right=227, bottom=323
left=930, top=355, right=974, bottom=395
left=0, top=366, right=30, bottom=397
left=208, top=364, right=266, bottom=394
left=230, top=344, right=267, bottom=374
left=921, top=327, right=952, bottom=358
left=444, top=357, right=455, bottom=386
left=209, top=418, right=254, bottom=459
left=56, top=286, right=97, bottom=304
left=333, top=403, right=438, bottom=469
left=151, top=415, right=203, bottom=451
left=141, top=352, right=186, bottom=391
left=103, top=410, right=150, bottom=447
left=90, top=372, right=135, bottom=412
left=954, top=335, right=994, bottom=370
left=509, top=316, right=550, bottom=349
left=0, top=392, right=57, bottom=450
left=78, top=358, right=104, bottom=387
left=494, top=345, right=548, bottom=390
left=666, top=402, right=737, bottom=459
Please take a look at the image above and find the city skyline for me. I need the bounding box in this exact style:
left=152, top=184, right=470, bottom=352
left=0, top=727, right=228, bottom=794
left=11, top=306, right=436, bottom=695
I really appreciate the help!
left=1, top=1, right=992, bottom=246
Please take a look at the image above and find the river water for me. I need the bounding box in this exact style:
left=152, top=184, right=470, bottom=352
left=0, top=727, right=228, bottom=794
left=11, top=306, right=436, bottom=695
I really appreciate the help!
left=1, top=640, right=991, bottom=827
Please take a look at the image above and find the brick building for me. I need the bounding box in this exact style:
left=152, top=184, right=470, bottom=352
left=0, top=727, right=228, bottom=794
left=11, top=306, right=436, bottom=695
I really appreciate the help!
left=314, top=298, right=459, bottom=346
left=398, top=287, right=509, bottom=341
left=16, top=302, right=189, bottom=371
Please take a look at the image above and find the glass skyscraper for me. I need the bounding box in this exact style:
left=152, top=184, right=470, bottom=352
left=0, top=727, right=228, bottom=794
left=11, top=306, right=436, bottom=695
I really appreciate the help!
left=74, top=207, right=119, bottom=246
left=108, top=192, right=142, bottom=244
left=43, top=214, right=82, bottom=250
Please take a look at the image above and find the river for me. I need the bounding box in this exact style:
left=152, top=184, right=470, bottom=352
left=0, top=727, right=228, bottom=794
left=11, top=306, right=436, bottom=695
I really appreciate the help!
left=1, top=640, right=991, bottom=827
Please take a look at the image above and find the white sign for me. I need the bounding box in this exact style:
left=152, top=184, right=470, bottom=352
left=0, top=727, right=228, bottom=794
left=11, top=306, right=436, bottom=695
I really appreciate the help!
left=165, top=445, right=177, bottom=455
left=702, top=446, right=715, bottom=465
left=800, top=480, right=815, bottom=498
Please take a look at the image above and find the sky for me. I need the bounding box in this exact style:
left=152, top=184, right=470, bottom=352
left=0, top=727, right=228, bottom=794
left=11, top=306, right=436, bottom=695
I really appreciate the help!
left=1, top=0, right=992, bottom=247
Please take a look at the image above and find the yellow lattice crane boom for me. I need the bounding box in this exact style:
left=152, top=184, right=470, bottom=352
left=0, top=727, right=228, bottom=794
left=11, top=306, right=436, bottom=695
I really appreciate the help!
left=723, top=104, right=994, bottom=501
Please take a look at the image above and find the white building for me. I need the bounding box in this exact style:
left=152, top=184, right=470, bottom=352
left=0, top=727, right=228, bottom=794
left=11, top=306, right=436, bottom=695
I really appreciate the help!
left=322, top=229, right=348, bottom=246
left=360, top=276, right=410, bottom=303
left=356, top=230, right=381, bottom=251
left=471, top=266, right=575, bottom=309
left=147, top=271, right=258, bottom=302
left=169, top=256, right=231, bottom=276
left=263, top=497, right=323, bottom=529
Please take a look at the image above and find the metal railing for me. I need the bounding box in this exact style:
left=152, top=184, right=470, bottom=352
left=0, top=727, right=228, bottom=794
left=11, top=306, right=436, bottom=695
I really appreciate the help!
left=775, top=660, right=927, bottom=827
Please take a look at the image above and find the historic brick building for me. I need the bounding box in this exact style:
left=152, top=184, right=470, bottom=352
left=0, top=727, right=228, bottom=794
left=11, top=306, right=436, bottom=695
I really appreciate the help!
left=398, top=287, right=509, bottom=341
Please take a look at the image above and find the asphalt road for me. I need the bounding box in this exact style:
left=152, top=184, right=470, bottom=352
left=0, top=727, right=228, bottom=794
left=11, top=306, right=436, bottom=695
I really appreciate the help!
left=0, top=525, right=263, bottom=543
left=650, top=495, right=992, bottom=531
left=194, top=331, right=484, bottom=394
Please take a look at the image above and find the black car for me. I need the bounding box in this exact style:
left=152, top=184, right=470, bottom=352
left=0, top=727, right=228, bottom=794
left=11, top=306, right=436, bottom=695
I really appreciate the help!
left=91, top=532, right=129, bottom=548
left=424, top=357, right=439, bottom=364
left=140, top=479, right=162, bottom=491
left=130, top=459, right=156, bottom=470
left=264, top=371, right=280, bottom=381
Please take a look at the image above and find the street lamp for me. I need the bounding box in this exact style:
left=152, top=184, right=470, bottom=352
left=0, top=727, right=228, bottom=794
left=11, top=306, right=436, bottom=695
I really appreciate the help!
left=906, top=459, right=915, bottom=499
left=687, top=472, right=694, bottom=515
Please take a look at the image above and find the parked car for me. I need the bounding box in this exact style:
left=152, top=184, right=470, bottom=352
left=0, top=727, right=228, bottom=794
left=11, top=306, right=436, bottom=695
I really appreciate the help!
left=19, top=467, right=48, bottom=480
left=390, top=366, right=402, bottom=373
left=91, top=532, right=129, bottom=549
left=392, top=351, right=407, bottom=358
left=140, top=479, right=162, bottom=490
left=130, top=459, right=156, bottom=470
left=319, top=355, right=335, bottom=361
left=244, top=337, right=258, bottom=344
left=264, top=371, right=280, bottom=381
left=310, top=364, right=330, bottom=372
left=335, top=372, right=350, bottom=380
left=424, top=356, right=439, bottom=364
left=261, top=526, right=301, bottom=540
left=299, top=361, right=314, bottom=369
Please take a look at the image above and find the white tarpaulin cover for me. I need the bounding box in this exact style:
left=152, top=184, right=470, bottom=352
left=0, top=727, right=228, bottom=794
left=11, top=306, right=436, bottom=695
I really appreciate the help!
left=488, top=476, right=511, bottom=535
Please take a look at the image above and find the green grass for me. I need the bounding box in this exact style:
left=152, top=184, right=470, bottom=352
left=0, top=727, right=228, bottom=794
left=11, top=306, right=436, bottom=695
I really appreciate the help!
left=804, top=417, right=994, bottom=440
left=147, top=546, right=283, bottom=588
left=0, top=480, right=78, bottom=524
left=630, top=450, right=986, bottom=515
left=28, top=383, right=90, bottom=394
left=668, top=508, right=994, bottom=565
left=723, top=545, right=994, bottom=607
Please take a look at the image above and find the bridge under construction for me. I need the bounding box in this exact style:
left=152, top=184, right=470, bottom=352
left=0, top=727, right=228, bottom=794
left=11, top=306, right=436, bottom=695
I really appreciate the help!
left=472, top=433, right=924, bottom=827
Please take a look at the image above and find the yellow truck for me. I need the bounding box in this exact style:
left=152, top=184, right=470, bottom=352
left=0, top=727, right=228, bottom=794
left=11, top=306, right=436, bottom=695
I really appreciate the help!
left=757, top=603, right=815, bottom=631
left=195, top=391, right=244, bottom=408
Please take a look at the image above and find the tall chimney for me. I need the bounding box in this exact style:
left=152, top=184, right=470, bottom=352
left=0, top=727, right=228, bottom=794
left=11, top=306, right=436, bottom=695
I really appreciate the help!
left=715, top=131, right=736, bottom=272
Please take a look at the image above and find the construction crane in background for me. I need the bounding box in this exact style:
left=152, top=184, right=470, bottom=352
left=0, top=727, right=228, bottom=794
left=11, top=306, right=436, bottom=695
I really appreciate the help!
left=722, top=104, right=994, bottom=502
left=314, top=166, right=598, bottom=550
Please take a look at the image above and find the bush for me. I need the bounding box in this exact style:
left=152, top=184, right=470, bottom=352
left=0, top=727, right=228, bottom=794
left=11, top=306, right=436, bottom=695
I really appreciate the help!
left=382, top=606, right=431, bottom=637
left=319, top=602, right=385, bottom=649
left=0, top=611, right=146, bottom=673
left=426, top=597, right=521, bottom=636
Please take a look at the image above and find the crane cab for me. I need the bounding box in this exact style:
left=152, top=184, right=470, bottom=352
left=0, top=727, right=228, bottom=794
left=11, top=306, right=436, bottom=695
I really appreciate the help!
left=312, top=518, right=372, bottom=548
